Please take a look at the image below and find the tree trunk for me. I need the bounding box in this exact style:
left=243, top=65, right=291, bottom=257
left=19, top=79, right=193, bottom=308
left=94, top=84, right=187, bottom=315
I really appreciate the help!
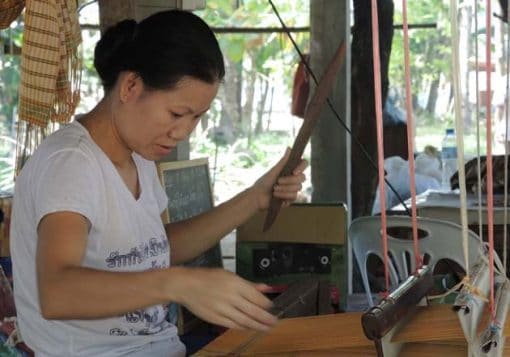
left=216, top=56, right=241, bottom=145
left=255, top=77, right=269, bottom=135
left=426, top=77, right=440, bottom=114
left=351, top=0, right=394, bottom=218
left=242, top=68, right=257, bottom=147
left=265, top=86, right=275, bottom=131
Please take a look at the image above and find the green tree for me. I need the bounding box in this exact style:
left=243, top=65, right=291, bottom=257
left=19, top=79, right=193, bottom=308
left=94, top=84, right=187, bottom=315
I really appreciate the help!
left=198, top=0, right=309, bottom=147
left=389, top=0, right=451, bottom=122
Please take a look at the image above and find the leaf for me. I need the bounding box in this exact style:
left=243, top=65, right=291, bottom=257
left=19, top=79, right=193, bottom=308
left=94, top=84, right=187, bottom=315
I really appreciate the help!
left=224, top=38, right=245, bottom=62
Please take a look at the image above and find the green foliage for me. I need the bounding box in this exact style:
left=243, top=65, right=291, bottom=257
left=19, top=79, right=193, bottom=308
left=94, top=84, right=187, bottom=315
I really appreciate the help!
left=231, top=131, right=291, bottom=167
left=0, top=21, right=24, bottom=193
left=0, top=22, right=23, bottom=135
left=197, top=0, right=310, bottom=140
left=209, top=2, right=308, bottom=73
left=0, top=135, right=17, bottom=193
left=0, top=58, right=20, bottom=123
left=390, top=0, right=451, bottom=113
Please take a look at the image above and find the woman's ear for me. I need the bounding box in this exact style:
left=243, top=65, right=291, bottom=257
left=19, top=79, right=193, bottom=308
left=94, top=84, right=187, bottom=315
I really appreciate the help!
left=118, top=71, right=143, bottom=103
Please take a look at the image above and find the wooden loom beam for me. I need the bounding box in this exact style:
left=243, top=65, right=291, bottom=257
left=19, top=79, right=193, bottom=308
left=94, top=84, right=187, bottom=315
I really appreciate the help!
left=196, top=304, right=510, bottom=356
left=361, top=266, right=433, bottom=341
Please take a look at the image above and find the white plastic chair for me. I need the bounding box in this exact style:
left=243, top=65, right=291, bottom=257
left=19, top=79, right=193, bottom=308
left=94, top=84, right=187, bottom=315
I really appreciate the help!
left=349, top=215, right=482, bottom=307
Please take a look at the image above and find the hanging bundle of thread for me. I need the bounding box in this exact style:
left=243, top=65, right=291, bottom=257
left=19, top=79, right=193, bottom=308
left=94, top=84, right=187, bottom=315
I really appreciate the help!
left=16, top=0, right=82, bottom=172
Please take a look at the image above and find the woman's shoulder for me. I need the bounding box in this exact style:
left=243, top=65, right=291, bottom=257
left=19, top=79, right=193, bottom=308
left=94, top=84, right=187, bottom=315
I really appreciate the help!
left=19, top=121, right=99, bottom=178
left=36, top=121, right=97, bottom=160
left=44, top=120, right=90, bottom=147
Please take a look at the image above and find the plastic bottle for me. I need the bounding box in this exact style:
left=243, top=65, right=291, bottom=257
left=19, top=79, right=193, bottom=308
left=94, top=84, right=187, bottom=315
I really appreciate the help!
left=441, top=128, right=457, bottom=191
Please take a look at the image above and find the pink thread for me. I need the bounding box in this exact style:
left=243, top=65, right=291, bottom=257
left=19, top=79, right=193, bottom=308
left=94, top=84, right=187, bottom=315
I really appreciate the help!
left=370, top=0, right=390, bottom=293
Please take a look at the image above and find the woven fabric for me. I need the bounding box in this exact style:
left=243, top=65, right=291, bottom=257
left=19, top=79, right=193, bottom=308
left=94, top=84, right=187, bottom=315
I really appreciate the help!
left=18, top=0, right=82, bottom=127
left=0, top=0, right=24, bottom=30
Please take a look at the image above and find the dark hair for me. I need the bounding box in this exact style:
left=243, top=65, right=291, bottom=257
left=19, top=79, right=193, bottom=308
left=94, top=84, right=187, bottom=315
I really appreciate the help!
left=94, top=10, right=225, bottom=92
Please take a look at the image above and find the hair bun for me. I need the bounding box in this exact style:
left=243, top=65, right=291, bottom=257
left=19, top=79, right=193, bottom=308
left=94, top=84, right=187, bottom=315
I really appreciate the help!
left=94, top=19, right=137, bottom=89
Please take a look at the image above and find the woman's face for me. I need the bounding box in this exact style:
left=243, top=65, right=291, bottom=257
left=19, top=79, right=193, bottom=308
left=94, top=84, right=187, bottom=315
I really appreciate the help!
left=116, top=75, right=219, bottom=161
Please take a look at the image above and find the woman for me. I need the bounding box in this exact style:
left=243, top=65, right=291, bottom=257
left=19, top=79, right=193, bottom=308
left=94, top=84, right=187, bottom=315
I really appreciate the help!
left=10, top=10, right=307, bottom=357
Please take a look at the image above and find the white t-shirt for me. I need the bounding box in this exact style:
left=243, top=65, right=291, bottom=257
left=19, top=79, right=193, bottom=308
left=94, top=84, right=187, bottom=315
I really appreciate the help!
left=10, top=120, right=185, bottom=356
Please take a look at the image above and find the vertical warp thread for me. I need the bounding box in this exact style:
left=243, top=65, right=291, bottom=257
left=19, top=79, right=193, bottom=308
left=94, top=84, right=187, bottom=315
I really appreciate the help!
left=370, top=0, right=390, bottom=293
left=485, top=0, right=496, bottom=320
left=402, top=0, right=422, bottom=271
left=449, top=0, right=471, bottom=280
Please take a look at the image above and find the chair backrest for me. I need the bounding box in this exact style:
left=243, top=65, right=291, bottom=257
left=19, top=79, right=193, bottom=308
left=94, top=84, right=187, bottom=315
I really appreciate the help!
left=349, top=215, right=482, bottom=307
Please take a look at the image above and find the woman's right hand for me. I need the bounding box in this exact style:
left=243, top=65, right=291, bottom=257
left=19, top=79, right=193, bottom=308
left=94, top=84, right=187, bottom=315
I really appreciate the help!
left=172, top=267, right=278, bottom=331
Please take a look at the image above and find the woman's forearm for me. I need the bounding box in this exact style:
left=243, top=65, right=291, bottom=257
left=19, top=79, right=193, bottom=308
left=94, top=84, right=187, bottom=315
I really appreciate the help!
left=38, top=266, right=187, bottom=320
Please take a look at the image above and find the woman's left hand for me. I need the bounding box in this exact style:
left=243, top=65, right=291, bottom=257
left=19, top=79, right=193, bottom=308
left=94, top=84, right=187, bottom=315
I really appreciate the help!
left=251, top=148, right=308, bottom=211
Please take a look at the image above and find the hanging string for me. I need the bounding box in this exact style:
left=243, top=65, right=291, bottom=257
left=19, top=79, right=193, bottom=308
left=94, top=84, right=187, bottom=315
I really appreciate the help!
left=401, top=0, right=422, bottom=270
left=450, top=0, right=471, bottom=279
left=370, top=0, right=390, bottom=294
left=475, top=0, right=484, bottom=245
left=504, top=0, right=510, bottom=276
left=485, top=0, right=496, bottom=321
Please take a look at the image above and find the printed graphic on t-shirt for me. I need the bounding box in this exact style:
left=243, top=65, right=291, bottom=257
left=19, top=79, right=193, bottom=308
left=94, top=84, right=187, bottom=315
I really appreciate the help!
left=105, top=236, right=169, bottom=269
left=104, top=236, right=170, bottom=336
left=107, top=304, right=170, bottom=336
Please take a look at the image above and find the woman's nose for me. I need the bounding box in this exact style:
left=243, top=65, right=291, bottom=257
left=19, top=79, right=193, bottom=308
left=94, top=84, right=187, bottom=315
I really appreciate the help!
left=168, top=118, right=195, bottom=140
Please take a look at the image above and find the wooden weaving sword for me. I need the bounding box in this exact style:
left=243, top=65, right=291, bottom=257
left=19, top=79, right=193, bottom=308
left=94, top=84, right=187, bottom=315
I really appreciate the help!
left=227, top=279, right=321, bottom=356
left=263, top=40, right=346, bottom=232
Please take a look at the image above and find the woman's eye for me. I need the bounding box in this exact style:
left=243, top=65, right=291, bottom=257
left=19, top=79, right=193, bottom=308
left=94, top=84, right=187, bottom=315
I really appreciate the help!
left=171, top=112, right=184, bottom=118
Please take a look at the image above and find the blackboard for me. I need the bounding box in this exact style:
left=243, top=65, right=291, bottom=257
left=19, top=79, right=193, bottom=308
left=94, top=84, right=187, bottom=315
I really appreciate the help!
left=157, top=158, right=223, bottom=269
